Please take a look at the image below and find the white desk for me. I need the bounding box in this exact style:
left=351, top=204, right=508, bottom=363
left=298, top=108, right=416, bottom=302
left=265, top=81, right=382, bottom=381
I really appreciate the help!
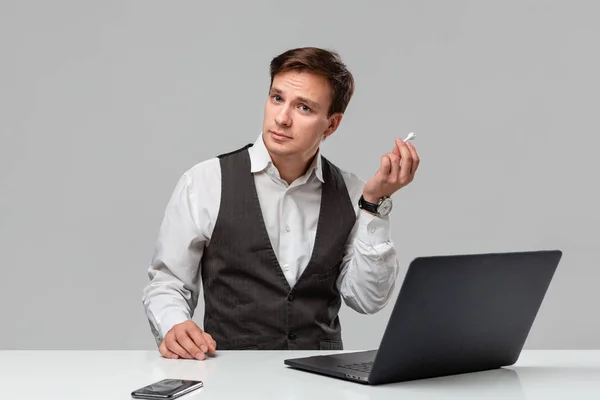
left=1, top=350, right=599, bottom=399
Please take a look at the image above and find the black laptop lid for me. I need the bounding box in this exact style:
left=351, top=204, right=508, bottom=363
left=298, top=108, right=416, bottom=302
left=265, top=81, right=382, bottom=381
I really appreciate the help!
left=369, top=250, right=562, bottom=384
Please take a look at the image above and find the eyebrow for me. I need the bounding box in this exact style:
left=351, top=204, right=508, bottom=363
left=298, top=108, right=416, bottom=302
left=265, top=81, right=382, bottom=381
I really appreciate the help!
left=270, top=87, right=321, bottom=110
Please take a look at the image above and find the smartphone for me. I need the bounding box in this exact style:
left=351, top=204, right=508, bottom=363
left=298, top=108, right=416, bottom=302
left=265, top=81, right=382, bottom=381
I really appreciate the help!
left=131, top=379, right=203, bottom=399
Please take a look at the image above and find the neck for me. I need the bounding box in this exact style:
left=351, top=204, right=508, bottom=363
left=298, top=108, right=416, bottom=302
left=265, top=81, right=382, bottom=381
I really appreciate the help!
left=271, top=151, right=318, bottom=185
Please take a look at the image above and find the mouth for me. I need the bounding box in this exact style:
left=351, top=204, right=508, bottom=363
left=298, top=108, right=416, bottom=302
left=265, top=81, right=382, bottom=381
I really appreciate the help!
left=270, top=130, right=292, bottom=140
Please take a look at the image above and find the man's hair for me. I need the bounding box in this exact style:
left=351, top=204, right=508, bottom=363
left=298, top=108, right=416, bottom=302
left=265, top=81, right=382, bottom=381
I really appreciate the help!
left=269, top=47, right=355, bottom=117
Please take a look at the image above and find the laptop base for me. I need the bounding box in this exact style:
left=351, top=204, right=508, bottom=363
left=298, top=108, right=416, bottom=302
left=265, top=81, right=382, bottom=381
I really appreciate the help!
left=284, top=350, right=376, bottom=384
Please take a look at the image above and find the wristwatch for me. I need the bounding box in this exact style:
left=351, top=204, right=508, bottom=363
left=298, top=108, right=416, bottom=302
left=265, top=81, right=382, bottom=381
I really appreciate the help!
left=358, top=195, right=393, bottom=217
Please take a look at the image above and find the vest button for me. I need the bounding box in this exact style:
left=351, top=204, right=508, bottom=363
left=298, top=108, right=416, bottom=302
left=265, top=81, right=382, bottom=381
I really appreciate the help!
left=287, top=294, right=294, bottom=302
left=287, top=333, right=297, bottom=340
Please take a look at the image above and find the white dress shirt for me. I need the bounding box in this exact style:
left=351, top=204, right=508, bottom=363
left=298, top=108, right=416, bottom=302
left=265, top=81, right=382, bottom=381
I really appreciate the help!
left=143, top=134, right=400, bottom=339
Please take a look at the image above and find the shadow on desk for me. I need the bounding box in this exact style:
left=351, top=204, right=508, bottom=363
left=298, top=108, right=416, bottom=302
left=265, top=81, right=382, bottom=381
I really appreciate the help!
left=511, top=365, right=600, bottom=378
left=378, top=366, right=600, bottom=399
left=274, top=365, right=526, bottom=399
left=510, top=365, right=600, bottom=394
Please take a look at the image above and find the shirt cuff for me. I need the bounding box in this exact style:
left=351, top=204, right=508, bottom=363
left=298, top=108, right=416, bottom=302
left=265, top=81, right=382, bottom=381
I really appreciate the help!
left=356, top=210, right=392, bottom=246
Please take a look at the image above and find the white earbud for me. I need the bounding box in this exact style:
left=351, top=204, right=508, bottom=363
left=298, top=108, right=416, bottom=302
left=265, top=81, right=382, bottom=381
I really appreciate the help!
left=403, top=132, right=416, bottom=142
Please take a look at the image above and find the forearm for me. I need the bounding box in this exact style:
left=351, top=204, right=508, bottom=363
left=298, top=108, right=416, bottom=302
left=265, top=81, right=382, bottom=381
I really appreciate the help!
left=142, top=264, right=200, bottom=344
left=338, top=211, right=400, bottom=314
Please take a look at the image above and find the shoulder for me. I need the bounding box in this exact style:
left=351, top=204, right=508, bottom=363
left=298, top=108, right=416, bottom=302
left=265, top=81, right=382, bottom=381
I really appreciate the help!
left=176, top=157, right=221, bottom=200
left=184, top=157, right=221, bottom=179
left=185, top=157, right=221, bottom=181
left=179, top=141, right=253, bottom=190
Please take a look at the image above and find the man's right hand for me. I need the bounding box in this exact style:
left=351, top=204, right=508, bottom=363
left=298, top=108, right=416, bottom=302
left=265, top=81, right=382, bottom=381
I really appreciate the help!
left=159, top=320, right=217, bottom=360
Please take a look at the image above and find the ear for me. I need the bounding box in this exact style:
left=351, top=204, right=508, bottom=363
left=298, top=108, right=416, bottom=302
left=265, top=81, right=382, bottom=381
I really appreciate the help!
left=323, top=113, right=343, bottom=138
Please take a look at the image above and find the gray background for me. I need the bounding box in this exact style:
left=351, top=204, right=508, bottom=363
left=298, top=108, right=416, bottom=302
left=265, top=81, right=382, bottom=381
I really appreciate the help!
left=1, top=0, right=598, bottom=350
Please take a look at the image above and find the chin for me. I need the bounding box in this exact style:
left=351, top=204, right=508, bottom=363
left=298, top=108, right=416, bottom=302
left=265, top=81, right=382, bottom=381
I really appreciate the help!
left=264, top=141, right=287, bottom=156
left=264, top=138, right=291, bottom=157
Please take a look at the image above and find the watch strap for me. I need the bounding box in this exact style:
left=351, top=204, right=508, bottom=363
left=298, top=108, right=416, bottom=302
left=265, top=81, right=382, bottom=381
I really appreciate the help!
left=358, top=195, right=380, bottom=214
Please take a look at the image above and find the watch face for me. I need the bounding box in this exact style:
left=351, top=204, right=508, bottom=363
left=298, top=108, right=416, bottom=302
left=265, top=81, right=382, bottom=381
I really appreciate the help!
left=378, top=198, right=393, bottom=216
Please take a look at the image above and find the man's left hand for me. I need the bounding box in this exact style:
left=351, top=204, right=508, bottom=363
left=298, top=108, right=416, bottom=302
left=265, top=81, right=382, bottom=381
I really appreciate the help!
left=362, top=137, right=420, bottom=203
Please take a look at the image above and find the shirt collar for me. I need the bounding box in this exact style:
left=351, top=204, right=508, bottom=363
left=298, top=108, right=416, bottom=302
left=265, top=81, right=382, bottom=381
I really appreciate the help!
left=248, top=132, right=324, bottom=183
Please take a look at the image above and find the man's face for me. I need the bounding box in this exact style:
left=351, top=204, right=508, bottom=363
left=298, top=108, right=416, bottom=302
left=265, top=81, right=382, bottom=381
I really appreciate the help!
left=262, top=70, right=342, bottom=161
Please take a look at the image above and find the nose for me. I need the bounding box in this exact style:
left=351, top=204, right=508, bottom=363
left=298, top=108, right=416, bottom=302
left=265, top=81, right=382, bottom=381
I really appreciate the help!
left=275, top=105, right=292, bottom=127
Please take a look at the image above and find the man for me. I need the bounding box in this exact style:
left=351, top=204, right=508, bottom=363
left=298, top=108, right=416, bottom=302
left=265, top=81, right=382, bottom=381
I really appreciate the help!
left=142, top=47, right=420, bottom=360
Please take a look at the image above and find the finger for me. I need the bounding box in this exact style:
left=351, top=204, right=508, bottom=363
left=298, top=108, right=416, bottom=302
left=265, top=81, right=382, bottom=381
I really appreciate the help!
left=159, top=341, right=179, bottom=359
left=202, top=332, right=217, bottom=354
left=186, top=325, right=212, bottom=357
left=166, top=334, right=194, bottom=359
left=395, top=138, right=406, bottom=166
left=389, top=153, right=400, bottom=182
left=398, top=142, right=413, bottom=183
left=176, top=329, right=205, bottom=360
left=392, top=139, right=401, bottom=158
left=380, top=154, right=391, bottom=177
left=406, top=142, right=420, bottom=175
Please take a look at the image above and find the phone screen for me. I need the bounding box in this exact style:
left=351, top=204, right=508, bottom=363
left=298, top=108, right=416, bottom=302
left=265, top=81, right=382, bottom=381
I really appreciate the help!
left=132, top=379, right=203, bottom=399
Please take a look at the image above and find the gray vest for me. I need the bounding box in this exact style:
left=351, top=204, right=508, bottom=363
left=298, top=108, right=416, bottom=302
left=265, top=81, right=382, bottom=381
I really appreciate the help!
left=200, top=144, right=356, bottom=350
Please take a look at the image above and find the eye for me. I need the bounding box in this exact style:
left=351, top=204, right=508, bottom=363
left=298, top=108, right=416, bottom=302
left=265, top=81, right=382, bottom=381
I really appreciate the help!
left=299, top=104, right=311, bottom=112
left=272, top=95, right=283, bottom=102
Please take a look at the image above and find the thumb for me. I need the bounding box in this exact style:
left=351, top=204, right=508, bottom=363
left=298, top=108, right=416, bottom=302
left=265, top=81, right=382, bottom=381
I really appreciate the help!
left=380, top=154, right=391, bottom=177
left=203, top=332, right=217, bottom=353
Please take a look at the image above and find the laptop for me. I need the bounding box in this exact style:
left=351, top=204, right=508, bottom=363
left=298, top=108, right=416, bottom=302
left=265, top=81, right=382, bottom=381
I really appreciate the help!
left=284, top=250, right=562, bottom=385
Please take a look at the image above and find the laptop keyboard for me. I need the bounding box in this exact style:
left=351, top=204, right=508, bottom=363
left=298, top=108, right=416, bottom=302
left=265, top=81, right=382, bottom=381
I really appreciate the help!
left=337, top=361, right=373, bottom=373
